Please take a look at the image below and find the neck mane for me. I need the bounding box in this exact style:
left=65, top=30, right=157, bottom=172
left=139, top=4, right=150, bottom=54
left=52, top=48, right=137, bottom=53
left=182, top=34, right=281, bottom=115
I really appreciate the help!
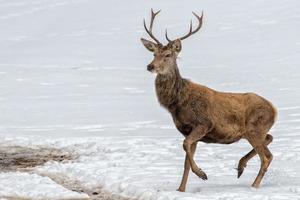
left=155, top=64, right=187, bottom=110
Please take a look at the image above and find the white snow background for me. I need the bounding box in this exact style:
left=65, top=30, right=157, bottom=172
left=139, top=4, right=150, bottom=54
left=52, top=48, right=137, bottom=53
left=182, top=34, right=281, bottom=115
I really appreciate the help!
left=0, top=0, right=300, bottom=199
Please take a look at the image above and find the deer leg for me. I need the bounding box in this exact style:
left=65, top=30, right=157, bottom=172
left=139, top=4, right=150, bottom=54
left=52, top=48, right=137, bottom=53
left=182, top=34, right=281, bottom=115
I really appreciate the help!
left=237, top=134, right=273, bottom=178
left=246, top=133, right=273, bottom=188
left=177, top=143, right=197, bottom=192
left=251, top=145, right=273, bottom=188
left=183, top=126, right=208, bottom=180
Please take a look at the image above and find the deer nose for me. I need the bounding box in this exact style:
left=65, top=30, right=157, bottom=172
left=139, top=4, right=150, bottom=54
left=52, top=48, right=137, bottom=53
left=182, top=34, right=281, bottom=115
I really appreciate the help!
left=147, top=64, right=154, bottom=71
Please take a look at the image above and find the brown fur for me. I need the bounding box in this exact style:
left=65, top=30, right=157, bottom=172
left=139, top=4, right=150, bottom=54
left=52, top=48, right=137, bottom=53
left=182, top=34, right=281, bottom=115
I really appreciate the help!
left=154, top=66, right=277, bottom=145
left=141, top=11, right=277, bottom=192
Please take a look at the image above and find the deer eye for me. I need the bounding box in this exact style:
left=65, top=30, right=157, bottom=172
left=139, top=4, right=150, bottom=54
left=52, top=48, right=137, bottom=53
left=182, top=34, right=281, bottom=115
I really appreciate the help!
left=165, top=53, right=172, bottom=58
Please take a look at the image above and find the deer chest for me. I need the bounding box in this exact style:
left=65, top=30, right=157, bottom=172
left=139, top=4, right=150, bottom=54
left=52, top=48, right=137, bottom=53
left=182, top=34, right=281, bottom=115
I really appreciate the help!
left=171, top=108, right=197, bottom=136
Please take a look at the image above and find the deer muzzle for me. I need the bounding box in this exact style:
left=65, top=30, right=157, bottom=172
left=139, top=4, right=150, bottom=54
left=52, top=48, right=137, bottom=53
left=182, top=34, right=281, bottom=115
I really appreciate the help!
left=147, top=64, right=155, bottom=72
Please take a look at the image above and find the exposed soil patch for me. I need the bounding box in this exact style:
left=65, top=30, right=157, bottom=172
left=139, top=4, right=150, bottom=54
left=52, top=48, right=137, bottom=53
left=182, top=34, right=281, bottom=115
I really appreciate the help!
left=0, top=146, right=73, bottom=172
left=0, top=146, right=132, bottom=200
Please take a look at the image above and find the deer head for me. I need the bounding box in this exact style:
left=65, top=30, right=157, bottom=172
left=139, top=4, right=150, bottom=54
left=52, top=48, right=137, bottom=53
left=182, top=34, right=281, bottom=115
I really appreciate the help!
left=141, top=9, right=203, bottom=75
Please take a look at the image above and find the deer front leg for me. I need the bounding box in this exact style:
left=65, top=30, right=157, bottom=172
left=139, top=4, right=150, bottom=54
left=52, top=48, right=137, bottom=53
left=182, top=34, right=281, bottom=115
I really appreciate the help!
left=183, top=126, right=208, bottom=181
left=177, top=142, right=197, bottom=192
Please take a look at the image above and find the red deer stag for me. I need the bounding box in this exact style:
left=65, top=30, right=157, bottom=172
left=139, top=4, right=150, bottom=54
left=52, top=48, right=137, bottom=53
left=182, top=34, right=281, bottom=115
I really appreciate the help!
left=141, top=9, right=277, bottom=192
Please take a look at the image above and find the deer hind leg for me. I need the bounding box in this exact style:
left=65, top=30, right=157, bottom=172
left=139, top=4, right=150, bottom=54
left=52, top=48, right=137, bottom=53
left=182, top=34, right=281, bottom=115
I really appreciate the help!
left=246, top=134, right=273, bottom=188
left=177, top=143, right=197, bottom=192
left=237, top=134, right=273, bottom=178
left=251, top=144, right=273, bottom=188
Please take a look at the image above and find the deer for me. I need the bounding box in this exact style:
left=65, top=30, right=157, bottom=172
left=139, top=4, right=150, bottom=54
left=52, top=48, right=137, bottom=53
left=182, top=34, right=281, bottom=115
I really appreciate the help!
left=140, top=9, right=277, bottom=192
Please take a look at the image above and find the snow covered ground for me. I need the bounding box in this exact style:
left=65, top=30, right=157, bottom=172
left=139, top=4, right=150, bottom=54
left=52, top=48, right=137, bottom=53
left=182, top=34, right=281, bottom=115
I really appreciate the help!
left=0, top=0, right=300, bottom=199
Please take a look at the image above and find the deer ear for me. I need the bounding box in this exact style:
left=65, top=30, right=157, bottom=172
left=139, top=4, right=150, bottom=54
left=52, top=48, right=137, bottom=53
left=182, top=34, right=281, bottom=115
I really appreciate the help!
left=170, top=39, right=182, bottom=53
left=141, top=38, right=158, bottom=52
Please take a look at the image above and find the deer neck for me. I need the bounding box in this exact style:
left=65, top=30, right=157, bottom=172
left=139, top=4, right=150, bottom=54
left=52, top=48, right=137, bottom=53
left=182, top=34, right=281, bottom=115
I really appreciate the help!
left=155, top=64, right=186, bottom=110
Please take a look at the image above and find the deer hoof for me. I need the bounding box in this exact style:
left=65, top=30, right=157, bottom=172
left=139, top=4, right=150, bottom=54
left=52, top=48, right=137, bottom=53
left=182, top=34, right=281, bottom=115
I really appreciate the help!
left=177, top=187, right=185, bottom=192
left=200, top=172, right=208, bottom=180
left=193, top=168, right=208, bottom=180
left=251, top=183, right=260, bottom=188
left=237, top=162, right=247, bottom=178
left=237, top=167, right=244, bottom=178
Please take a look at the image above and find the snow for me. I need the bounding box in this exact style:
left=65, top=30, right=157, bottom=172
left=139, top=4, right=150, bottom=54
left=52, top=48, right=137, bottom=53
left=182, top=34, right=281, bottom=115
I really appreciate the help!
left=0, top=0, right=300, bottom=199
left=0, top=172, right=89, bottom=200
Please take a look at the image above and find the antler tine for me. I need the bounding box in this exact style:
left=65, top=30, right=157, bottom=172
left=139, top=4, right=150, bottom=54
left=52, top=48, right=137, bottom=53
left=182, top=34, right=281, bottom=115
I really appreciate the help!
left=166, top=11, right=203, bottom=42
left=165, top=29, right=172, bottom=42
left=179, top=11, right=203, bottom=41
left=149, top=9, right=160, bottom=31
left=143, top=9, right=162, bottom=45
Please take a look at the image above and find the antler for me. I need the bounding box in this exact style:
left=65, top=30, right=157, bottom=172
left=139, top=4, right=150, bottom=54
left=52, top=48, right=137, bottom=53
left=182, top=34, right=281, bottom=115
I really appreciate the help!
left=143, top=9, right=162, bottom=45
left=165, top=11, right=204, bottom=42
